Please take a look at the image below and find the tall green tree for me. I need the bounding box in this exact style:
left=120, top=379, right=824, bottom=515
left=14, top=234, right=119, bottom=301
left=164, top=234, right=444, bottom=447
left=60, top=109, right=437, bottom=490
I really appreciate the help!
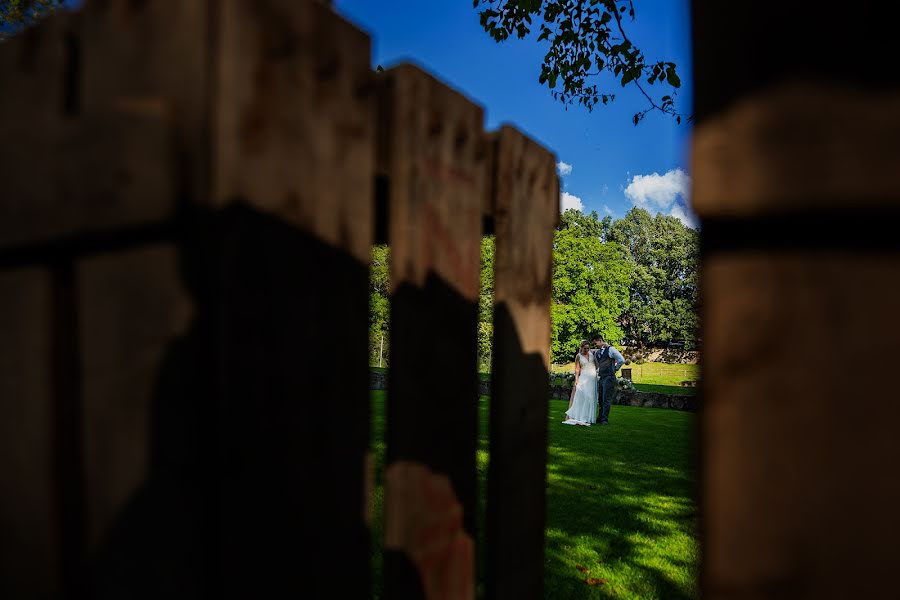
left=369, top=209, right=696, bottom=367
left=551, top=209, right=631, bottom=362
left=609, top=207, right=698, bottom=347
left=474, top=0, right=689, bottom=124
left=369, top=245, right=390, bottom=366
left=478, top=236, right=495, bottom=371
left=558, top=208, right=611, bottom=239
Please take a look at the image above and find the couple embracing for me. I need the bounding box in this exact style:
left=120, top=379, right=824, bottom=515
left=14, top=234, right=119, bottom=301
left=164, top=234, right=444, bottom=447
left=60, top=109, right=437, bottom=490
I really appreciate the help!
left=563, top=334, right=625, bottom=427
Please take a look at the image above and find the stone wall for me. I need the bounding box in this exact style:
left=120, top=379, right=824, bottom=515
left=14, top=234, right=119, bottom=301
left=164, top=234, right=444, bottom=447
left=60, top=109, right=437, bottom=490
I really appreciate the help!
left=370, top=370, right=697, bottom=411
left=547, top=385, right=697, bottom=411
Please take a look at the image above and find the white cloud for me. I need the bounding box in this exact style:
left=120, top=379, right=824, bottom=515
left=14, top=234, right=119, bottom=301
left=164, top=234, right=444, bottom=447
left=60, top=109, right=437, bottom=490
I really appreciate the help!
left=557, top=161, right=573, bottom=176
left=560, top=191, right=583, bottom=212
left=670, top=203, right=699, bottom=228
left=601, top=184, right=609, bottom=196
left=603, top=204, right=614, bottom=215
left=623, top=168, right=691, bottom=210
left=622, top=168, right=697, bottom=228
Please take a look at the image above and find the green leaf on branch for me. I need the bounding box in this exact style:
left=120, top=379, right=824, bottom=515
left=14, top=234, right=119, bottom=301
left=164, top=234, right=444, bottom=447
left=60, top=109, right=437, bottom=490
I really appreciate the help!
left=475, top=0, right=691, bottom=124
left=666, top=69, right=681, bottom=88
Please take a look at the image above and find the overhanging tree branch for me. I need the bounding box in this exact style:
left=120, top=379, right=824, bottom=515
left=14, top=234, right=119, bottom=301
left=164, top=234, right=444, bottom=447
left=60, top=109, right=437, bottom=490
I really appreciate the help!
left=475, top=0, right=691, bottom=125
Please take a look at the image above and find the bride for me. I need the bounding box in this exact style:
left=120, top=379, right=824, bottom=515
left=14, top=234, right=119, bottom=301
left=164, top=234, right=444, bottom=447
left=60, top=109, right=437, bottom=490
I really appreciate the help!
left=563, top=340, right=598, bottom=426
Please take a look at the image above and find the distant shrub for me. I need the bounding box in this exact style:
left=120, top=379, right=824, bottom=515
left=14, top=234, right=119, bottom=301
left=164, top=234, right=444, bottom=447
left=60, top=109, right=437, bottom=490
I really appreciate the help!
left=616, top=377, right=635, bottom=390
left=549, top=372, right=575, bottom=387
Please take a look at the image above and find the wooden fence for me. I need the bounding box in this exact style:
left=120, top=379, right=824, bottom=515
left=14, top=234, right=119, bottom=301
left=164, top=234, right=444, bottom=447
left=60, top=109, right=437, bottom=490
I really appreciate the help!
left=0, top=2, right=556, bottom=599
left=6, top=1, right=895, bottom=599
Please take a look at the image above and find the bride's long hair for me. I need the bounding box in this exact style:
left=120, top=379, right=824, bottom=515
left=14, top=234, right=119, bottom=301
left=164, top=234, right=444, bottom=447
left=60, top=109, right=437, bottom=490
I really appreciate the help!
left=576, top=339, right=590, bottom=359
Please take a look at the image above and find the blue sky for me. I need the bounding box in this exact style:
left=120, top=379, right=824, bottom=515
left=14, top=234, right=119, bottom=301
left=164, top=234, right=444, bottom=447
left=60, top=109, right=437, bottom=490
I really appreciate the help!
left=335, top=0, right=694, bottom=226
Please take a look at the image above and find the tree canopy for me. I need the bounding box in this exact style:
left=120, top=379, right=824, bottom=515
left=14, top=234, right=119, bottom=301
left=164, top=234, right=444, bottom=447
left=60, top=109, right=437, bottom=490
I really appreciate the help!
left=551, top=210, right=631, bottom=361
left=474, top=0, right=689, bottom=125
left=369, top=208, right=698, bottom=368
left=608, top=207, right=699, bottom=348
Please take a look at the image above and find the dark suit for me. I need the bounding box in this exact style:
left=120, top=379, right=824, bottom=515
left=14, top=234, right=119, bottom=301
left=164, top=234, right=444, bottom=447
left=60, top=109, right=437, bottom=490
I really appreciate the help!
left=594, top=346, right=618, bottom=424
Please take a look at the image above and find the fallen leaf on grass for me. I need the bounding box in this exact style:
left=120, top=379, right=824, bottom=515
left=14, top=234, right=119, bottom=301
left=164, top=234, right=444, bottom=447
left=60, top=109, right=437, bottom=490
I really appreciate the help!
left=585, top=578, right=608, bottom=586
left=575, top=565, right=589, bottom=573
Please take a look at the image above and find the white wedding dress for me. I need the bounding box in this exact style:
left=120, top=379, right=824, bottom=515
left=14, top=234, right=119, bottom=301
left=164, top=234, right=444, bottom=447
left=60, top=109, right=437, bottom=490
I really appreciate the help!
left=563, top=351, right=598, bottom=426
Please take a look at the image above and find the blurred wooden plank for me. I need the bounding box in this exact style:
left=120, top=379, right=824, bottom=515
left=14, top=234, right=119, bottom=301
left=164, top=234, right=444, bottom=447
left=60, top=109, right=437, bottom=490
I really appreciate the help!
left=69, top=206, right=373, bottom=598
left=692, top=83, right=900, bottom=218
left=77, top=245, right=193, bottom=555
left=0, top=9, right=178, bottom=250
left=0, top=16, right=68, bottom=248
left=3, top=111, right=175, bottom=250
left=0, top=269, right=58, bottom=599
left=695, top=3, right=900, bottom=598
left=380, top=64, right=487, bottom=599
left=701, top=253, right=900, bottom=598
left=213, top=204, right=372, bottom=598
left=214, top=0, right=375, bottom=263
left=485, top=126, right=558, bottom=600
left=80, top=0, right=211, bottom=205
left=213, top=2, right=375, bottom=596
left=380, top=64, right=486, bottom=299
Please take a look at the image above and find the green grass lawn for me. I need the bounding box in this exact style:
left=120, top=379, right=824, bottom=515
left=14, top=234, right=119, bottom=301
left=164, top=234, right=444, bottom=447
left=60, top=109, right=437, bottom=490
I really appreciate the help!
left=369, top=392, right=698, bottom=598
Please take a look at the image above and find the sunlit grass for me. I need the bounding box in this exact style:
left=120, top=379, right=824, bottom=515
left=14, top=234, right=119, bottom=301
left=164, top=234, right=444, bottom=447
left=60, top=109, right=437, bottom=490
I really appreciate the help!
left=369, top=392, right=697, bottom=599
left=553, top=361, right=700, bottom=392
left=542, top=400, right=697, bottom=598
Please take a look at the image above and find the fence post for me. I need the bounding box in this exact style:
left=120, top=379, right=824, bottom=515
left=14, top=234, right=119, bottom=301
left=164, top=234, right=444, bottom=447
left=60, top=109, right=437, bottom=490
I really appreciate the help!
left=486, top=125, right=558, bottom=600
left=379, top=64, right=486, bottom=599
left=0, top=269, right=58, bottom=598
left=694, top=2, right=900, bottom=597
left=212, top=2, right=375, bottom=596
left=0, top=1, right=377, bottom=597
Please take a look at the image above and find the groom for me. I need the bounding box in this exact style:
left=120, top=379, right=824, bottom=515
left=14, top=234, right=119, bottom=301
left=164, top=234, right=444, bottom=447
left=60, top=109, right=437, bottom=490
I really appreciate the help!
left=592, top=334, right=624, bottom=425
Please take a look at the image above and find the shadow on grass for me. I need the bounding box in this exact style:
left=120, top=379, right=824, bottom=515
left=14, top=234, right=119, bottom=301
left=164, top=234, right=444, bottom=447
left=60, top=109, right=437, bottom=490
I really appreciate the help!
left=369, top=393, right=697, bottom=600
left=543, top=401, right=697, bottom=599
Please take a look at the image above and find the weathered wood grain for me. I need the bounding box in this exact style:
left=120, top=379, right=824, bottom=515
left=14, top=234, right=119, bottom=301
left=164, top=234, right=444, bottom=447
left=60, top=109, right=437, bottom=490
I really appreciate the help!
left=380, top=64, right=487, bottom=600
left=701, top=253, right=900, bottom=599
left=78, top=245, right=193, bottom=553
left=692, top=83, right=900, bottom=218
left=0, top=7, right=179, bottom=249
left=0, top=269, right=57, bottom=599
left=485, top=126, right=558, bottom=600
left=215, top=0, right=375, bottom=263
